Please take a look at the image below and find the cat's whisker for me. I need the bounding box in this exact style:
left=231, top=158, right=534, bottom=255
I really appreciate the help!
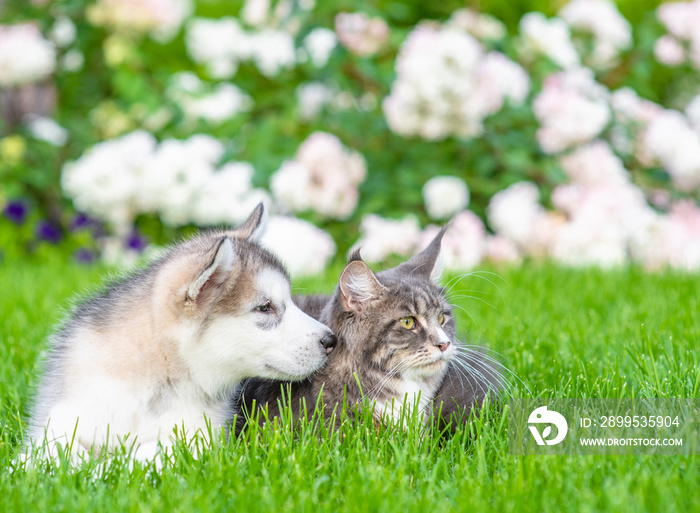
left=450, top=303, right=479, bottom=328
left=453, top=352, right=511, bottom=398
left=365, top=360, right=410, bottom=405
left=452, top=348, right=515, bottom=394
left=442, top=271, right=508, bottom=308
left=455, top=355, right=494, bottom=397
left=454, top=347, right=532, bottom=397
left=442, top=273, right=476, bottom=297
left=449, top=358, right=485, bottom=400
left=447, top=294, right=502, bottom=313
left=459, top=270, right=508, bottom=303
left=445, top=290, right=499, bottom=304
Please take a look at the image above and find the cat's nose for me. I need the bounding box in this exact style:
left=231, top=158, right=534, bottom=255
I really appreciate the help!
left=436, top=341, right=450, bottom=353
left=320, top=333, right=337, bottom=355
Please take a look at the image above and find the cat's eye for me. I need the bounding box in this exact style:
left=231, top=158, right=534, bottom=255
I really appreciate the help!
left=399, top=316, right=416, bottom=330
left=256, top=301, right=272, bottom=312
left=438, top=313, right=445, bottom=325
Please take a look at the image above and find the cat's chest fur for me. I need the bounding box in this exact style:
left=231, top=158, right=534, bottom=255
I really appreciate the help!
left=375, top=378, right=436, bottom=422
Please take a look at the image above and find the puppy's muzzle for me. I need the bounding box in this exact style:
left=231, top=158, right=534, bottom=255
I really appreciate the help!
left=320, top=333, right=337, bottom=355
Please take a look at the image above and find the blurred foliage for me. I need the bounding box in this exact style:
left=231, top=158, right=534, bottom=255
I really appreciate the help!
left=0, top=0, right=693, bottom=258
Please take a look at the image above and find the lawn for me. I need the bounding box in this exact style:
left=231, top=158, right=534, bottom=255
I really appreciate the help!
left=1, top=255, right=698, bottom=512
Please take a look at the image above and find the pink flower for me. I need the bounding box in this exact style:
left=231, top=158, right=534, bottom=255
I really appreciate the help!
left=485, top=235, right=521, bottom=264
left=335, top=12, right=389, bottom=57
left=534, top=69, right=610, bottom=154
left=559, top=140, right=629, bottom=187
left=635, top=200, right=700, bottom=271
left=654, top=35, right=686, bottom=66
left=271, top=132, right=367, bottom=220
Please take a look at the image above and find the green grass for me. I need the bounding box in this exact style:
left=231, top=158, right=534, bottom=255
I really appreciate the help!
left=1, top=256, right=699, bottom=512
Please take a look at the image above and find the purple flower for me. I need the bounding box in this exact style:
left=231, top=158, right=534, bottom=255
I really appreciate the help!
left=125, top=230, right=147, bottom=252
left=74, top=248, right=96, bottom=264
left=3, top=199, right=29, bottom=225
left=70, top=212, right=105, bottom=238
left=35, top=220, right=62, bottom=244
left=71, top=213, right=94, bottom=231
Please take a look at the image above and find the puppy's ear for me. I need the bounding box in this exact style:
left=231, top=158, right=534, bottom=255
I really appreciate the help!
left=187, top=237, right=234, bottom=304
left=232, top=202, right=267, bottom=242
left=339, top=259, right=385, bottom=313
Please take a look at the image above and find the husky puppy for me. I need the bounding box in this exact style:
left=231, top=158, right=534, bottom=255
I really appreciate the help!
left=26, top=204, right=336, bottom=461
left=233, top=228, right=501, bottom=434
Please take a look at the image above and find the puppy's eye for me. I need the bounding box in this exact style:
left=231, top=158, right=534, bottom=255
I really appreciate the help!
left=256, top=301, right=272, bottom=312
left=399, top=316, right=416, bottom=330
left=438, top=313, right=445, bottom=325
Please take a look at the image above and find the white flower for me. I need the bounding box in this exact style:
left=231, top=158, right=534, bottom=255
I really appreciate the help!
left=49, top=16, right=77, bottom=47
left=447, top=8, right=506, bottom=41
left=654, top=35, right=686, bottom=66
left=645, top=110, right=700, bottom=191
left=610, top=87, right=663, bottom=125
left=558, top=0, right=632, bottom=69
left=656, top=0, right=700, bottom=71
left=251, top=29, right=296, bottom=76
left=486, top=181, right=554, bottom=256
left=167, top=72, right=252, bottom=124
left=61, top=131, right=157, bottom=233
left=87, top=0, right=192, bottom=42
left=303, top=28, right=337, bottom=68
left=24, top=115, right=69, bottom=146
left=191, top=163, right=271, bottom=227
left=61, top=132, right=277, bottom=233
left=296, top=81, right=334, bottom=120
left=0, top=24, right=56, bottom=87
left=262, top=216, right=337, bottom=277
left=270, top=160, right=313, bottom=213
left=241, top=0, right=270, bottom=27
left=518, top=12, right=579, bottom=69
left=351, top=214, right=422, bottom=264
left=685, top=94, right=700, bottom=132
left=477, top=51, right=530, bottom=107
left=186, top=17, right=249, bottom=79
left=422, top=176, right=470, bottom=220
left=62, top=50, right=84, bottom=72
left=384, top=23, right=528, bottom=140
left=657, top=1, right=700, bottom=41
left=534, top=68, right=610, bottom=154
left=334, top=12, right=389, bottom=57
left=139, top=136, right=223, bottom=226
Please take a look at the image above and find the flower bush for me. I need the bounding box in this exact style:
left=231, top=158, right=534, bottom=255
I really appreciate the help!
left=1, top=0, right=700, bottom=274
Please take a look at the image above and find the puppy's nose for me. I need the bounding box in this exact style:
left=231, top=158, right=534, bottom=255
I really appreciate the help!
left=320, top=333, right=337, bottom=355
left=436, top=341, right=450, bottom=353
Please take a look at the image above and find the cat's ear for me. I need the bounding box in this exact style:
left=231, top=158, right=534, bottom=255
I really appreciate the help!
left=339, top=253, right=386, bottom=313
left=399, top=225, right=447, bottom=284
left=229, top=202, right=267, bottom=242
left=186, top=236, right=235, bottom=305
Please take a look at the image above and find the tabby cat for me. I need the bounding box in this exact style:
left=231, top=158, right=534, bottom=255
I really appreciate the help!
left=233, top=228, right=503, bottom=434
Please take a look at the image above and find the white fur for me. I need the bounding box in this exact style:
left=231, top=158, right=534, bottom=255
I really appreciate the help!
left=431, top=252, right=444, bottom=284
left=186, top=268, right=330, bottom=390
left=375, top=379, right=433, bottom=423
